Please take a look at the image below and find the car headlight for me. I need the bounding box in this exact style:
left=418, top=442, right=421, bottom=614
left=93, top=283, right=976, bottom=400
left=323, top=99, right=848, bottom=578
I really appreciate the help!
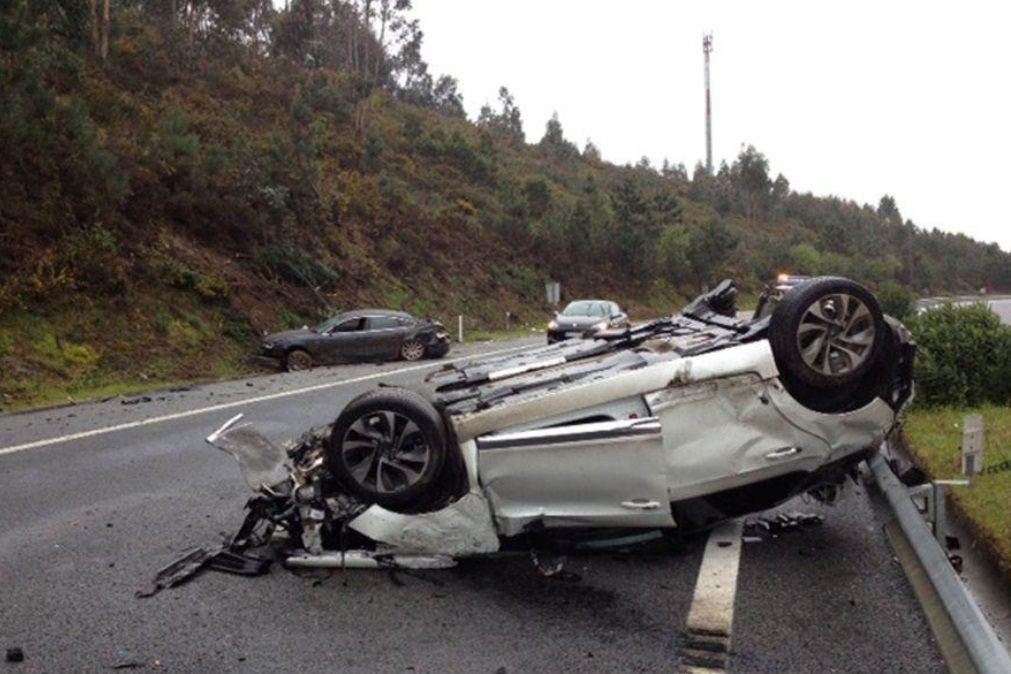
left=261, top=342, right=275, bottom=351
left=548, top=320, right=558, bottom=330
left=592, top=321, right=609, bottom=332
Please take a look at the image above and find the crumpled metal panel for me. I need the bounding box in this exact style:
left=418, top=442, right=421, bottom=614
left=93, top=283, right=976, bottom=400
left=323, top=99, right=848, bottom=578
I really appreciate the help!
left=348, top=492, right=500, bottom=556
left=206, top=414, right=289, bottom=492
left=451, top=341, right=779, bottom=441
left=479, top=430, right=675, bottom=537
left=648, top=375, right=829, bottom=501
left=766, top=380, right=895, bottom=461
left=648, top=373, right=895, bottom=502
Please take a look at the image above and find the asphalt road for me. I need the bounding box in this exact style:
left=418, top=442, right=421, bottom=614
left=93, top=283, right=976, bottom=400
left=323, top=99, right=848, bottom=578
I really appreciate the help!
left=1, top=335, right=948, bottom=673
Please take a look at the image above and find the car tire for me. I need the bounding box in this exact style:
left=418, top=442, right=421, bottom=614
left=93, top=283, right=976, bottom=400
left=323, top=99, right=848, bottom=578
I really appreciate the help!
left=400, top=339, right=425, bottom=361
left=326, top=388, right=447, bottom=510
left=284, top=349, right=313, bottom=372
left=768, top=277, right=885, bottom=389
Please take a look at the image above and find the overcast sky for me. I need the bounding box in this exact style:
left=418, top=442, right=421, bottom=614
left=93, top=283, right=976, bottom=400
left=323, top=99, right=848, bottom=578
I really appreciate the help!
left=409, top=0, right=1011, bottom=251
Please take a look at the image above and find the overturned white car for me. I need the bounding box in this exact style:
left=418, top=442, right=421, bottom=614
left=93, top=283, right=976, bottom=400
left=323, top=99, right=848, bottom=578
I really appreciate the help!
left=169, top=277, right=914, bottom=579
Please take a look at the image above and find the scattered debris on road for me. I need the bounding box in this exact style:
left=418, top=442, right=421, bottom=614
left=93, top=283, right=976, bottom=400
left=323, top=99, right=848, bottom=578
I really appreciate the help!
left=743, top=512, right=825, bottom=540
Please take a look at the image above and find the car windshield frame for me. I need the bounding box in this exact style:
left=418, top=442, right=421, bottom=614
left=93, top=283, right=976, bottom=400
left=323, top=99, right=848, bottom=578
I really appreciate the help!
left=313, top=317, right=341, bottom=333
left=560, top=301, right=608, bottom=317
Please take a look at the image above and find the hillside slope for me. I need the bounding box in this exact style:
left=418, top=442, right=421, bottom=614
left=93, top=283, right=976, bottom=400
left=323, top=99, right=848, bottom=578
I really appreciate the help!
left=2, top=2, right=1009, bottom=410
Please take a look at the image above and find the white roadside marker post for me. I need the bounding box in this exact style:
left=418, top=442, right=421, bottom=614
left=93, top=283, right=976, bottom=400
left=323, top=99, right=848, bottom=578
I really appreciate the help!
left=962, top=414, right=984, bottom=476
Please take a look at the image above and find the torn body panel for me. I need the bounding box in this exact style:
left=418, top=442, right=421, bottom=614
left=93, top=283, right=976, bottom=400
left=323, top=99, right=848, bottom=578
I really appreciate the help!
left=447, top=340, right=779, bottom=442
left=349, top=493, right=500, bottom=556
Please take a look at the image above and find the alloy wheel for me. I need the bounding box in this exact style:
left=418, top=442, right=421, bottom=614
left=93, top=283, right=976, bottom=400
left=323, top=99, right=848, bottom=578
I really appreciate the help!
left=340, top=411, right=433, bottom=494
left=795, top=293, right=877, bottom=377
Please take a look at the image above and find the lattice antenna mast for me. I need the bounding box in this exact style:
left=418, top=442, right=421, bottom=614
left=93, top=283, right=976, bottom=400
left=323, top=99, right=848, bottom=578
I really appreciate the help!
left=703, top=32, right=714, bottom=174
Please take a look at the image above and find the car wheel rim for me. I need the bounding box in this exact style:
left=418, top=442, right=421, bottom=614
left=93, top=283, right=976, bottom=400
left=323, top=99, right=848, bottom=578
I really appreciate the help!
left=341, top=411, right=431, bottom=494
left=402, top=341, right=424, bottom=360
left=795, top=293, right=876, bottom=376
left=288, top=353, right=311, bottom=370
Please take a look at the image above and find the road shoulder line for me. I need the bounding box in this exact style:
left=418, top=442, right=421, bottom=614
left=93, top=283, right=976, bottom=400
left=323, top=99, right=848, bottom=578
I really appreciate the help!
left=0, top=344, right=527, bottom=457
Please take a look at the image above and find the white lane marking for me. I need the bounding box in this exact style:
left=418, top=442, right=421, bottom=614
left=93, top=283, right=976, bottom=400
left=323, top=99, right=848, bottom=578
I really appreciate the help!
left=681, top=518, right=745, bottom=672
left=0, top=344, right=528, bottom=457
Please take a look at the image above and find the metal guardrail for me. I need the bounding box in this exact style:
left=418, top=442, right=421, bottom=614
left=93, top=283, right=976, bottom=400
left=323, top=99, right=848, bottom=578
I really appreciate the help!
left=867, top=451, right=1011, bottom=674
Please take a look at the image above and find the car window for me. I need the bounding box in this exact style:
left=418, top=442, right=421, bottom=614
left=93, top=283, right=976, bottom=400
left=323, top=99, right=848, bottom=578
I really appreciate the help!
left=561, top=301, right=607, bottom=317
left=366, top=316, right=401, bottom=330
left=330, top=318, right=364, bottom=332
left=610, top=303, right=621, bottom=316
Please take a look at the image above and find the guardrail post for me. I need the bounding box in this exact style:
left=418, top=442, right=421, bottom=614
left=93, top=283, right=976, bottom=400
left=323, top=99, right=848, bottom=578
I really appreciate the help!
left=457, top=315, right=464, bottom=343
left=908, top=480, right=968, bottom=547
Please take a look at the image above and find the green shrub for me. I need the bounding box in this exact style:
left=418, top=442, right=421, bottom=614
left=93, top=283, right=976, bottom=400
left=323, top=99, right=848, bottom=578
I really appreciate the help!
left=154, top=256, right=229, bottom=302
left=258, top=246, right=339, bottom=288
left=0, top=331, right=14, bottom=357
left=877, top=280, right=915, bottom=320
left=58, top=225, right=127, bottom=294
left=909, top=302, right=1011, bottom=407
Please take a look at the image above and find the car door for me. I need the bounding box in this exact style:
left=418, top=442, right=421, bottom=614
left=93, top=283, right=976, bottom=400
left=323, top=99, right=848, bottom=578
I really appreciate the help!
left=476, top=414, right=675, bottom=534
left=363, top=316, right=409, bottom=360
left=318, top=316, right=368, bottom=362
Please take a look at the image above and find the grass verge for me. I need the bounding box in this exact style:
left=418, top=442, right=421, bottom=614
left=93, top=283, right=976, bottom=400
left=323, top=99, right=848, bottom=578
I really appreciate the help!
left=464, top=326, right=544, bottom=342
left=0, top=294, right=253, bottom=413
left=902, top=405, right=1011, bottom=582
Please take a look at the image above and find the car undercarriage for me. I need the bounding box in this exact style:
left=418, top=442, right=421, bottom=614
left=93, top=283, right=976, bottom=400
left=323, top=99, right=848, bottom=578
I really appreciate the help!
left=142, top=277, right=915, bottom=592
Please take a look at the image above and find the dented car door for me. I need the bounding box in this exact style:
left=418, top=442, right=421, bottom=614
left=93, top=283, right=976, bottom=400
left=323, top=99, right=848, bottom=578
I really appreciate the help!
left=476, top=417, right=675, bottom=536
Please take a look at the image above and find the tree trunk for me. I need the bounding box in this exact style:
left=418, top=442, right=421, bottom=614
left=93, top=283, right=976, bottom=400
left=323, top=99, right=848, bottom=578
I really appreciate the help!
left=361, top=0, right=372, bottom=77
left=375, top=0, right=388, bottom=81
left=89, top=0, right=99, bottom=57
left=100, top=0, right=110, bottom=61
left=348, top=3, right=359, bottom=73
left=186, top=1, right=196, bottom=48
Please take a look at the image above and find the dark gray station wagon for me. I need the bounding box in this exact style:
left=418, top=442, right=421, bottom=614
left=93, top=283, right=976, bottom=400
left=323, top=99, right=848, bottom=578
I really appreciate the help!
left=256, top=309, right=450, bottom=371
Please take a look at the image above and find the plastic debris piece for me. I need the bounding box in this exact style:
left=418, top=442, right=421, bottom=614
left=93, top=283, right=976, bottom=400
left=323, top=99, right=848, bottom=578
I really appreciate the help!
left=530, top=549, right=567, bottom=577
left=743, top=512, right=825, bottom=539
left=206, top=549, right=273, bottom=576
